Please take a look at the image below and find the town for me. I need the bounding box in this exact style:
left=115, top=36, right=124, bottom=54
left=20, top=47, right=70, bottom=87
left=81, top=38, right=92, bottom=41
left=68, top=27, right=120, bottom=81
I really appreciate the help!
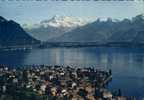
left=0, top=65, right=128, bottom=100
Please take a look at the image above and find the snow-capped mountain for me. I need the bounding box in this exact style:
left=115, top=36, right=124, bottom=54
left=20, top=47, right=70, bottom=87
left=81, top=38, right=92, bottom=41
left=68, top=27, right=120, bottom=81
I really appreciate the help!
left=40, top=15, right=87, bottom=28
left=49, top=14, right=144, bottom=44
left=23, top=16, right=88, bottom=41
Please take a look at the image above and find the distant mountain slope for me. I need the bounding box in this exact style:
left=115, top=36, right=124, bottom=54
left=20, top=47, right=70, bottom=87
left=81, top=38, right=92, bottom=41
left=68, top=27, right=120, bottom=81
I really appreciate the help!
left=133, top=31, right=144, bottom=43
left=24, top=16, right=87, bottom=41
left=108, top=15, right=144, bottom=44
left=0, top=16, right=39, bottom=46
left=49, top=18, right=116, bottom=42
left=108, top=29, right=137, bottom=43
left=49, top=14, right=144, bottom=45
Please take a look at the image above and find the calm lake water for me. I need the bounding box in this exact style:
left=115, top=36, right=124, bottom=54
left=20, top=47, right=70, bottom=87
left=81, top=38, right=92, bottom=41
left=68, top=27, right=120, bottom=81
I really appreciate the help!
left=0, top=47, right=144, bottom=99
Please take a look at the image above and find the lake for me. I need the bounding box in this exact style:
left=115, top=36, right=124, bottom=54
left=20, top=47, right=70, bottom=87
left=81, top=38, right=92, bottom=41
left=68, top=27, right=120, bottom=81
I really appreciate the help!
left=0, top=47, right=144, bottom=99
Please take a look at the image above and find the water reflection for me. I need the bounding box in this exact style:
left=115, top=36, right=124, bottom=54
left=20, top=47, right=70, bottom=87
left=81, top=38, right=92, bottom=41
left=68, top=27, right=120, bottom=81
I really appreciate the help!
left=0, top=50, right=30, bottom=66
left=24, top=47, right=144, bottom=74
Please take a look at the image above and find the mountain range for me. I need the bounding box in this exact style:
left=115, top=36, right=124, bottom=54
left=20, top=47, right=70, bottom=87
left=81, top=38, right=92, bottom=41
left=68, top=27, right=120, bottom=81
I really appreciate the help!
left=0, top=16, right=39, bottom=46
left=24, top=15, right=87, bottom=41
left=0, top=14, right=144, bottom=47
left=47, top=14, right=144, bottom=46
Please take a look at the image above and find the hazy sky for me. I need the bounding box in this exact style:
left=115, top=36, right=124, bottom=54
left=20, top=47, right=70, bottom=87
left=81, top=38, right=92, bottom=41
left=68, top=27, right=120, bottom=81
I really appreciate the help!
left=0, top=0, right=144, bottom=24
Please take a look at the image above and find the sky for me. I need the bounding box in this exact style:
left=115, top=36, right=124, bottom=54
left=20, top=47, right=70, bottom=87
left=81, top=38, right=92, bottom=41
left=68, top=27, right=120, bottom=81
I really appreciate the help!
left=0, top=0, right=144, bottom=25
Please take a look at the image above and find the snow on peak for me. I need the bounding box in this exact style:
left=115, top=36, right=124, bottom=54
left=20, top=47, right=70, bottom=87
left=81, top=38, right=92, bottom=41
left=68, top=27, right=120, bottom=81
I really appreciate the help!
left=40, top=15, right=87, bottom=28
left=22, top=16, right=89, bottom=29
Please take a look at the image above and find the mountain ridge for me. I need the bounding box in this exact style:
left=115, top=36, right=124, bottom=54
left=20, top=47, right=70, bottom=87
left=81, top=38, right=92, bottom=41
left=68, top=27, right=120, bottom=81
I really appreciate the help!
left=48, top=14, right=144, bottom=45
left=0, top=16, right=40, bottom=46
left=24, top=16, right=88, bottom=41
